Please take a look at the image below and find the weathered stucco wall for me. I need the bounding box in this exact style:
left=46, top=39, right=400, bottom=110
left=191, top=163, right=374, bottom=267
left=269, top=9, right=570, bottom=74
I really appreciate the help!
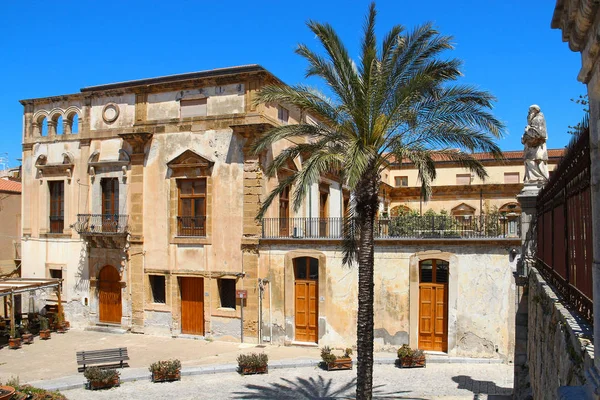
left=260, top=241, right=517, bottom=358
left=527, top=269, right=595, bottom=399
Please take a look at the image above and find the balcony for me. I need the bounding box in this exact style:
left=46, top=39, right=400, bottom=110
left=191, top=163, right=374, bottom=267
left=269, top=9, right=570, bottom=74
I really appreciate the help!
left=177, top=216, right=206, bottom=237
left=262, top=215, right=521, bottom=240
left=74, top=214, right=129, bottom=235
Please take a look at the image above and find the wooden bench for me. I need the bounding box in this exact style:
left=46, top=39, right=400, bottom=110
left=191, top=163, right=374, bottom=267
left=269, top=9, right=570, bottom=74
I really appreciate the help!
left=76, top=347, right=129, bottom=372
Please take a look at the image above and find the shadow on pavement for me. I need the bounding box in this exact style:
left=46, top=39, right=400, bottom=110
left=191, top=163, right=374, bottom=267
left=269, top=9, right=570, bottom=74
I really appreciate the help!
left=452, top=374, right=513, bottom=399
left=232, top=375, right=426, bottom=399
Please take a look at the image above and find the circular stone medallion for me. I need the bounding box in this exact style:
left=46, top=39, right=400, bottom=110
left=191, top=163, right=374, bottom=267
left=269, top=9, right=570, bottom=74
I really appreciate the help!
left=102, top=103, right=120, bottom=123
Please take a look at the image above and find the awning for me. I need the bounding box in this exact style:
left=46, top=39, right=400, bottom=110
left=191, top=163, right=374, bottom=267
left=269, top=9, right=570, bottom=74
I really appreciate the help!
left=0, top=278, right=62, bottom=298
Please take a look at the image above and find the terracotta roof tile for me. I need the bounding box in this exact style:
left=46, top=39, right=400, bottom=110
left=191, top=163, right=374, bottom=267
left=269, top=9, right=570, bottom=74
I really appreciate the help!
left=0, top=179, right=21, bottom=193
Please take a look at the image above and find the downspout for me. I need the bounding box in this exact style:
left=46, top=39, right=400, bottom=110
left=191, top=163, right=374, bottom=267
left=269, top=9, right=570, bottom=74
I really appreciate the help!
left=269, top=245, right=272, bottom=342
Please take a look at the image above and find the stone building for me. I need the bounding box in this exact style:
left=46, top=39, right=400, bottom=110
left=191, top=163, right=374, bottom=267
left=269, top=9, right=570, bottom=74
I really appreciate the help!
left=0, top=178, right=21, bottom=277
left=20, top=65, right=536, bottom=359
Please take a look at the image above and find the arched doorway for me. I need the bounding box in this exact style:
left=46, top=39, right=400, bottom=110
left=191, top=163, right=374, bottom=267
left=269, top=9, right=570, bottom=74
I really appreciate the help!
left=294, top=257, right=318, bottom=343
left=418, top=259, right=448, bottom=352
left=98, top=265, right=122, bottom=324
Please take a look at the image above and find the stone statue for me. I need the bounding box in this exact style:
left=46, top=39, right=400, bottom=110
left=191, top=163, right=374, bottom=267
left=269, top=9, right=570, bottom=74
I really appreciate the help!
left=522, top=105, right=549, bottom=183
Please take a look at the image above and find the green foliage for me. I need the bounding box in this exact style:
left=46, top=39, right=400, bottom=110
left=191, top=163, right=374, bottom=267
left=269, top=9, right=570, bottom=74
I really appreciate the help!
left=83, top=367, right=119, bottom=384
left=2, top=377, right=67, bottom=400
left=568, top=95, right=589, bottom=135
left=236, top=353, right=268, bottom=368
left=321, top=346, right=353, bottom=363
left=149, top=359, right=181, bottom=375
left=38, top=316, right=49, bottom=331
left=397, top=344, right=414, bottom=359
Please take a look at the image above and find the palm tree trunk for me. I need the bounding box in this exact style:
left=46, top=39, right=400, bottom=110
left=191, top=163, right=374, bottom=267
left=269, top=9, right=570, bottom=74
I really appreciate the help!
left=355, top=173, right=379, bottom=400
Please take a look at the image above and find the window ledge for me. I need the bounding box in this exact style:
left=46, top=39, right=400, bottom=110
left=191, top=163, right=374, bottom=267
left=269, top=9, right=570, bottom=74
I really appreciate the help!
left=40, top=233, right=72, bottom=239
left=171, top=236, right=211, bottom=245
left=144, top=304, right=170, bottom=313
left=212, top=307, right=239, bottom=318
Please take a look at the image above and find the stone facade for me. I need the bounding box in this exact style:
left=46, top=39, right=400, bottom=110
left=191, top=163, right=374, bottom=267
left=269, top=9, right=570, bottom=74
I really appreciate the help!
left=18, top=65, right=522, bottom=357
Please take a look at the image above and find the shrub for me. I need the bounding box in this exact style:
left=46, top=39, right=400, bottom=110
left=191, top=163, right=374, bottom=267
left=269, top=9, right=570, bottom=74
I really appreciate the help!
left=149, top=359, right=181, bottom=375
left=397, top=344, right=414, bottom=359
left=38, top=316, right=49, bottom=331
left=83, top=367, right=119, bottom=384
left=321, top=346, right=353, bottom=364
left=2, top=377, right=67, bottom=400
left=343, top=348, right=353, bottom=358
left=236, top=353, right=268, bottom=368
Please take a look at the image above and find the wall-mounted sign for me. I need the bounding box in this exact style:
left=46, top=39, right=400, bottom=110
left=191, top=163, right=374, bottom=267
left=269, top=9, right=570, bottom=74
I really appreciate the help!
left=236, top=290, right=248, bottom=299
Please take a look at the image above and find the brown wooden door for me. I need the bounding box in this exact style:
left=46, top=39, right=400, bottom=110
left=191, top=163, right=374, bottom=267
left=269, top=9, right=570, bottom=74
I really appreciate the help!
left=180, top=277, right=204, bottom=335
left=418, top=259, right=448, bottom=352
left=279, top=186, right=290, bottom=237
left=294, top=257, right=318, bottom=342
left=98, top=265, right=122, bottom=324
left=319, top=191, right=328, bottom=237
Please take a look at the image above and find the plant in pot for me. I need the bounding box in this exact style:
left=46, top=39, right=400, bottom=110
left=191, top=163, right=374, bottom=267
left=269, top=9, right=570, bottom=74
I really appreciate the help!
left=84, top=367, right=120, bottom=390
left=237, top=353, right=268, bottom=375
left=149, top=359, right=181, bottom=383
left=8, top=323, right=21, bottom=350
left=0, top=385, right=15, bottom=400
left=38, top=316, right=51, bottom=340
left=21, top=321, right=33, bottom=345
left=397, top=344, right=426, bottom=368
left=320, top=346, right=353, bottom=371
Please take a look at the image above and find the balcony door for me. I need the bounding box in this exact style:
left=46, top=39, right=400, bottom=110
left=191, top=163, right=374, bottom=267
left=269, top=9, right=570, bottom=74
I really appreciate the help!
left=178, top=179, right=206, bottom=236
left=102, top=178, right=119, bottom=233
left=418, top=259, right=449, bottom=352
left=319, top=190, right=328, bottom=237
left=279, top=186, right=290, bottom=237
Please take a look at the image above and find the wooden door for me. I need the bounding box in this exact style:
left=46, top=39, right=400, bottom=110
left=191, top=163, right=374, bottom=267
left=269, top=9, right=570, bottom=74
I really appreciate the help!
left=319, top=191, right=328, bottom=237
left=98, top=265, right=122, bottom=324
left=102, top=178, right=119, bottom=232
left=180, top=277, right=204, bottom=335
left=418, top=259, right=448, bottom=352
left=294, top=257, right=318, bottom=342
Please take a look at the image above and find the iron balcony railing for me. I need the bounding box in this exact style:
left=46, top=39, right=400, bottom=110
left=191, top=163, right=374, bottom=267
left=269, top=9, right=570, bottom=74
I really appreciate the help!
left=177, top=216, right=206, bottom=237
left=262, top=215, right=521, bottom=239
left=74, top=214, right=129, bottom=235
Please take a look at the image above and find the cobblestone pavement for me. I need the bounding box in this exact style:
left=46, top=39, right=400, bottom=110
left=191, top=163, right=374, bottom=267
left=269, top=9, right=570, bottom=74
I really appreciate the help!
left=62, top=364, right=513, bottom=399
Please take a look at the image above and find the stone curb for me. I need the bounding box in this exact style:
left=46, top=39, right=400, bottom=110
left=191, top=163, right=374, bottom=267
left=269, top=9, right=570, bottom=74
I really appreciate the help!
left=29, top=356, right=505, bottom=392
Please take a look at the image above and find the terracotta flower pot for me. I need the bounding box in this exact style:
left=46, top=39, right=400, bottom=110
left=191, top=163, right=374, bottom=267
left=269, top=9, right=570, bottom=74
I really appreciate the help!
left=40, top=330, right=51, bottom=340
left=240, top=365, right=268, bottom=375
left=151, top=371, right=181, bottom=383
left=22, top=333, right=34, bottom=344
left=89, top=377, right=120, bottom=390
left=327, top=357, right=353, bottom=371
left=0, top=385, right=15, bottom=400
left=8, top=338, right=21, bottom=349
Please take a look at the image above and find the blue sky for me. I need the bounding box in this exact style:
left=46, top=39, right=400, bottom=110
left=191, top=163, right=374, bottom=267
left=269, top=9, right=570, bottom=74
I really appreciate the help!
left=0, top=1, right=584, bottom=168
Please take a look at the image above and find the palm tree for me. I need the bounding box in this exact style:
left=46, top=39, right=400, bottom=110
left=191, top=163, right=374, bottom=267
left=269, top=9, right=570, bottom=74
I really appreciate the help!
left=252, top=3, right=504, bottom=399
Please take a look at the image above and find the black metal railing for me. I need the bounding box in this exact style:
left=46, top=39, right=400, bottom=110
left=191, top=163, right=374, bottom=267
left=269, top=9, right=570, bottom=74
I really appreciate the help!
left=262, top=215, right=521, bottom=239
left=177, top=216, right=206, bottom=237
left=74, top=214, right=129, bottom=235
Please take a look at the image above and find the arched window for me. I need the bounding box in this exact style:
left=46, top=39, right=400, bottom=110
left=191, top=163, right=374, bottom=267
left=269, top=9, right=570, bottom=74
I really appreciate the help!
left=65, top=111, right=80, bottom=134
left=56, top=115, right=64, bottom=135
left=71, top=114, right=79, bottom=133
left=40, top=116, right=47, bottom=136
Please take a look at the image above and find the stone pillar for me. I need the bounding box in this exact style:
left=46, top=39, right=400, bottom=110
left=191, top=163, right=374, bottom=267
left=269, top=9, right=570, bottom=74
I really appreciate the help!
left=514, top=183, right=541, bottom=400
left=119, top=132, right=152, bottom=333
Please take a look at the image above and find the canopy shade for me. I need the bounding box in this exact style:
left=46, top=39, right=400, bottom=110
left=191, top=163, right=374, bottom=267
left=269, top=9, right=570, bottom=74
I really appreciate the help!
left=0, top=278, right=62, bottom=298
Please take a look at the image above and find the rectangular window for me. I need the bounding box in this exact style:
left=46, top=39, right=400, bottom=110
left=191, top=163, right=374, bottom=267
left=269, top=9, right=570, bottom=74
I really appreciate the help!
left=277, top=106, right=289, bottom=124
left=180, top=98, right=207, bottom=118
left=504, top=172, right=520, bottom=184
left=49, top=269, right=62, bottom=280
left=218, top=278, right=236, bottom=309
left=149, top=275, right=166, bottom=304
left=456, top=174, right=471, bottom=185
left=395, top=176, right=408, bottom=187
left=177, top=179, right=207, bottom=236
left=49, top=181, right=64, bottom=233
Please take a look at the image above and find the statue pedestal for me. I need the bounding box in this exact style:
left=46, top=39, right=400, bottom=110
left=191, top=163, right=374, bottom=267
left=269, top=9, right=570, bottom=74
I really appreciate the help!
left=516, top=183, right=542, bottom=276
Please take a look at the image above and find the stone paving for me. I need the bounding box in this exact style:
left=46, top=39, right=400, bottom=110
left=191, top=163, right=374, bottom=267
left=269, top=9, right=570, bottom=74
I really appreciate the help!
left=0, top=329, right=514, bottom=399
left=62, top=364, right=513, bottom=399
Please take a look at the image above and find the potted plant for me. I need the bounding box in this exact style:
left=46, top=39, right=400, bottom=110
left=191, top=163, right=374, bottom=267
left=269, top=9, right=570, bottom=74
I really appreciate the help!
left=0, top=385, right=15, bottom=400
left=397, top=344, right=426, bottom=368
left=84, top=367, right=120, bottom=390
left=21, top=322, right=33, bottom=345
left=8, top=323, right=21, bottom=350
left=236, top=353, right=268, bottom=375
left=39, top=316, right=51, bottom=340
left=149, top=359, right=181, bottom=383
left=320, top=346, right=353, bottom=371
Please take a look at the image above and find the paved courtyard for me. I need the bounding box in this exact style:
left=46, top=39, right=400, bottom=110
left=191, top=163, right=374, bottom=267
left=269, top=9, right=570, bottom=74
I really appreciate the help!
left=0, top=329, right=513, bottom=399
left=62, top=364, right=513, bottom=399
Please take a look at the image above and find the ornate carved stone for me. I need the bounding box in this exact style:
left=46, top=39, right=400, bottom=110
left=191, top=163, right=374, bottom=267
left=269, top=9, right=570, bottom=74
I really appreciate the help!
left=118, top=132, right=153, bottom=155
left=522, top=105, right=549, bottom=184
